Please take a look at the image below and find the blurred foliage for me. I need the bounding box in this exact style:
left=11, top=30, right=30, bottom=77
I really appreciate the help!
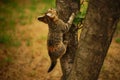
left=4, top=56, right=13, bottom=63
left=26, top=39, right=32, bottom=46
left=0, top=0, right=55, bottom=46
left=12, top=40, right=22, bottom=47
left=39, top=35, right=47, bottom=40
left=116, top=20, right=120, bottom=34
left=0, top=33, right=12, bottom=45
left=115, top=38, right=120, bottom=43
left=0, top=55, right=13, bottom=68
left=114, top=20, right=120, bottom=40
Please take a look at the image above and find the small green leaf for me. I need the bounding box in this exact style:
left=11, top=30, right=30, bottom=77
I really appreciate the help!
left=73, top=12, right=84, bottom=25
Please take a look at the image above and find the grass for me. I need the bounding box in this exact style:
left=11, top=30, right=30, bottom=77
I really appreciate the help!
left=28, top=14, right=33, bottom=23
left=0, top=33, right=21, bottom=47
left=26, top=39, right=32, bottom=46
left=12, top=40, right=22, bottom=47
left=29, top=5, right=37, bottom=11
left=0, top=34, right=12, bottom=45
left=1, top=0, right=13, bottom=4
left=9, top=20, right=16, bottom=30
left=19, top=14, right=26, bottom=19
left=39, top=36, right=47, bottom=40
left=115, top=21, right=120, bottom=35
left=115, top=38, right=120, bottom=43
left=0, top=56, right=13, bottom=68
left=41, top=0, right=54, bottom=3
left=16, top=7, right=25, bottom=13
left=40, top=7, right=50, bottom=14
left=20, top=20, right=27, bottom=25
left=41, top=0, right=55, bottom=8
left=0, top=1, right=35, bottom=46
left=0, top=16, right=5, bottom=21
left=4, top=56, right=13, bottom=63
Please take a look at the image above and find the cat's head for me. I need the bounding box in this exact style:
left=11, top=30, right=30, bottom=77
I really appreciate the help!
left=38, top=8, right=58, bottom=24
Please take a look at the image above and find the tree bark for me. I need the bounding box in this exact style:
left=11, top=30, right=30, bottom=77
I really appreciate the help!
left=56, top=0, right=80, bottom=80
left=68, top=0, right=120, bottom=80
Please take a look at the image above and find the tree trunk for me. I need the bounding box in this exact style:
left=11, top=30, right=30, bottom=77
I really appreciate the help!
left=56, top=0, right=80, bottom=80
left=68, top=0, right=120, bottom=80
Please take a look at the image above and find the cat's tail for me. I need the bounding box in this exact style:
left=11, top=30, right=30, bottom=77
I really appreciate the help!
left=48, top=60, right=57, bottom=73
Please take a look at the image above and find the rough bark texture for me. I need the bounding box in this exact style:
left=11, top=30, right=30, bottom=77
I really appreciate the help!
left=56, top=0, right=80, bottom=80
left=68, top=0, right=120, bottom=80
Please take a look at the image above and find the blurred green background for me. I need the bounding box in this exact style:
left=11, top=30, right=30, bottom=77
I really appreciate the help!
left=0, top=0, right=55, bottom=46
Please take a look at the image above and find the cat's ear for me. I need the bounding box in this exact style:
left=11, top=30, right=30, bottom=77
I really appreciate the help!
left=46, top=12, right=55, bottom=18
left=38, top=15, right=48, bottom=24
